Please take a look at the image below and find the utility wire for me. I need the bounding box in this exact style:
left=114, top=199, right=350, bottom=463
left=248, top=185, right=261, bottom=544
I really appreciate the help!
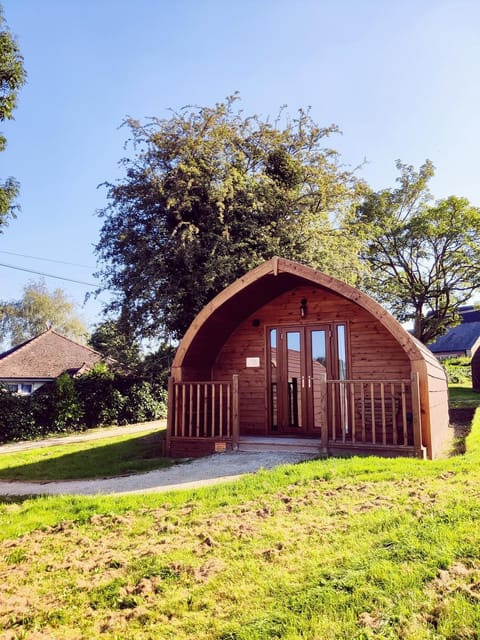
left=0, top=262, right=98, bottom=287
left=0, top=250, right=94, bottom=269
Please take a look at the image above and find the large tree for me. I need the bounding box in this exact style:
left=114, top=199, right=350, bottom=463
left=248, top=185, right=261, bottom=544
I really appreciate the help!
left=355, top=160, right=480, bottom=343
left=0, top=280, right=88, bottom=347
left=0, top=5, right=26, bottom=229
left=96, top=95, right=367, bottom=340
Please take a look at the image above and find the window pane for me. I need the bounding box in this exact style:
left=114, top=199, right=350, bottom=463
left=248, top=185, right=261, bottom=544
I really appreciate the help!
left=311, top=330, right=327, bottom=429
left=270, top=329, right=278, bottom=430
left=337, top=325, right=347, bottom=380
left=286, top=331, right=302, bottom=427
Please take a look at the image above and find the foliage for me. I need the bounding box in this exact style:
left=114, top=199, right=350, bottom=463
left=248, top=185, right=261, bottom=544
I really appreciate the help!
left=0, top=279, right=88, bottom=347
left=443, top=356, right=472, bottom=385
left=0, top=384, right=37, bottom=440
left=120, top=381, right=166, bottom=424
left=137, top=342, right=176, bottom=388
left=0, top=5, right=26, bottom=230
left=355, top=160, right=480, bottom=343
left=0, top=369, right=167, bottom=443
left=96, top=95, right=367, bottom=340
left=88, top=319, right=142, bottom=370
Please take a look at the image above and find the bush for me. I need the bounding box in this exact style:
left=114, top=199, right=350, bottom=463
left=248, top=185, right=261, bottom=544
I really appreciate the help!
left=120, top=382, right=167, bottom=424
left=0, top=369, right=168, bottom=444
left=443, top=356, right=472, bottom=384
left=0, top=387, right=38, bottom=442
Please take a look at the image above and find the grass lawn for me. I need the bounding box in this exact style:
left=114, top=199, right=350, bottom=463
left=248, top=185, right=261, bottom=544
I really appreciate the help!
left=0, top=428, right=171, bottom=481
left=1, top=390, right=480, bottom=639
left=449, top=382, right=480, bottom=408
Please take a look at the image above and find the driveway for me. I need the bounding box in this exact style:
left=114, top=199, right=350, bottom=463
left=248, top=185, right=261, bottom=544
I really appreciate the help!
left=0, top=423, right=316, bottom=496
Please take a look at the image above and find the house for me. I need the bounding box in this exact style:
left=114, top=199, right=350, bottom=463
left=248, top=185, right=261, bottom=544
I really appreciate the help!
left=166, top=258, right=450, bottom=460
left=0, top=329, right=111, bottom=394
left=428, top=307, right=480, bottom=360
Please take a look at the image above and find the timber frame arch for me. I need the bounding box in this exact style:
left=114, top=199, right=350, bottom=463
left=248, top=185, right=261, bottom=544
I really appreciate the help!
left=167, top=257, right=449, bottom=459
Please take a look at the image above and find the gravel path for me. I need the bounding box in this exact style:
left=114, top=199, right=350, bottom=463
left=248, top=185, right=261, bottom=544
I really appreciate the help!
left=0, top=450, right=315, bottom=496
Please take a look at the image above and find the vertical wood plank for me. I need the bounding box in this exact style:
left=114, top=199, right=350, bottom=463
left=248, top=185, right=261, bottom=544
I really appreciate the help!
left=319, top=372, right=328, bottom=453
left=381, top=383, right=386, bottom=445
left=370, top=383, right=376, bottom=444
left=188, top=384, right=193, bottom=437
left=181, top=384, right=186, bottom=437
left=350, top=382, right=356, bottom=443
left=203, top=384, right=208, bottom=437
left=360, top=383, right=365, bottom=443
left=226, top=383, right=231, bottom=437
left=391, top=383, right=397, bottom=445
left=401, top=382, right=407, bottom=445
left=196, top=384, right=200, bottom=437
left=212, top=383, right=216, bottom=437
left=219, top=383, right=224, bottom=438
left=331, top=382, right=336, bottom=441
left=232, top=374, right=240, bottom=449
left=411, top=372, right=423, bottom=453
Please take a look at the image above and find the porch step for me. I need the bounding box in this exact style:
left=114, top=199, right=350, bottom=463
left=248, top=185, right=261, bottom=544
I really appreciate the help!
left=237, top=436, right=323, bottom=455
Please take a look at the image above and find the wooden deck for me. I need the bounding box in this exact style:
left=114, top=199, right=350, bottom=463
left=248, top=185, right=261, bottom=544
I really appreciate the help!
left=166, top=374, right=425, bottom=459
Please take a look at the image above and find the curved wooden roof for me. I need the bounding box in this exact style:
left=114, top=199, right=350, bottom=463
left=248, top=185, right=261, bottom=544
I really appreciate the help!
left=172, top=257, right=429, bottom=373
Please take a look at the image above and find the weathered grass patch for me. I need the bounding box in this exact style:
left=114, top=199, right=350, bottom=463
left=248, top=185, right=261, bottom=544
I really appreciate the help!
left=1, top=411, right=480, bottom=638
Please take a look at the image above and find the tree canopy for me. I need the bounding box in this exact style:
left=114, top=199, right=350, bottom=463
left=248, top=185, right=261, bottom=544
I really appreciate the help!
left=355, top=160, right=480, bottom=343
left=0, top=5, right=26, bottom=230
left=96, top=95, right=367, bottom=340
left=0, top=280, right=88, bottom=348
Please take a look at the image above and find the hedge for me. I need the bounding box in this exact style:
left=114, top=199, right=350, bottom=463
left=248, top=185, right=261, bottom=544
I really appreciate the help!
left=0, top=367, right=167, bottom=444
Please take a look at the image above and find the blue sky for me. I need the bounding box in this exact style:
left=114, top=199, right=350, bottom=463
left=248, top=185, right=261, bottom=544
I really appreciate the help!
left=1, top=0, right=480, bottom=330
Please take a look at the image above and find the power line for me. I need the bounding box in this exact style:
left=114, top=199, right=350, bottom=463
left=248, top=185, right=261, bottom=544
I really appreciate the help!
left=0, top=250, right=94, bottom=269
left=0, top=262, right=98, bottom=287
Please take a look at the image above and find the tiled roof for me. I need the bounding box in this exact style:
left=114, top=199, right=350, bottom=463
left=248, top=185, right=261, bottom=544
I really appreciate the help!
left=429, top=311, right=480, bottom=354
left=0, top=329, right=109, bottom=379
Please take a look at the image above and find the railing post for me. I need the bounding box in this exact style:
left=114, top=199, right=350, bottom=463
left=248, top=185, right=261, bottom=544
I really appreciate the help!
left=232, top=374, right=240, bottom=450
left=411, top=371, right=424, bottom=457
left=320, top=372, right=328, bottom=453
left=166, top=376, right=174, bottom=456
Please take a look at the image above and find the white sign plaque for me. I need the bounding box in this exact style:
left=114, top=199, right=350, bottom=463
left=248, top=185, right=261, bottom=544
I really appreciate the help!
left=246, top=357, right=260, bottom=368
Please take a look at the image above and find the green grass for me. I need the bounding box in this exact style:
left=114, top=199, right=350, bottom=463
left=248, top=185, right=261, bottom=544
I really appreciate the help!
left=0, top=392, right=479, bottom=638
left=0, top=428, right=171, bottom=481
left=448, top=382, right=480, bottom=408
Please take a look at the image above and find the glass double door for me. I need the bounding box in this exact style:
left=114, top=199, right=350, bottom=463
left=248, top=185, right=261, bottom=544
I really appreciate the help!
left=269, top=325, right=329, bottom=435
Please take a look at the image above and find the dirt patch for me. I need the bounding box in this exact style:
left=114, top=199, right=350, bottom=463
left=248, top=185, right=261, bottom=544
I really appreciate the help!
left=449, top=408, right=475, bottom=454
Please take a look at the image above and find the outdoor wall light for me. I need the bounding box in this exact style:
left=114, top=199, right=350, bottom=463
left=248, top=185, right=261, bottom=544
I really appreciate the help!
left=300, top=298, right=308, bottom=319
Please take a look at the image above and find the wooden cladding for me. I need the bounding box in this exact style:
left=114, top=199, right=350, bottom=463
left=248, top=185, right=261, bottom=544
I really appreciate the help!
left=326, top=377, right=419, bottom=448
left=169, top=376, right=239, bottom=443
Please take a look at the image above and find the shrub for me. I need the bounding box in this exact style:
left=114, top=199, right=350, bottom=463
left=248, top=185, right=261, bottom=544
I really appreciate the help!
left=443, top=356, right=472, bottom=384
left=0, top=370, right=167, bottom=444
left=120, top=382, right=167, bottom=424
left=0, top=387, right=38, bottom=442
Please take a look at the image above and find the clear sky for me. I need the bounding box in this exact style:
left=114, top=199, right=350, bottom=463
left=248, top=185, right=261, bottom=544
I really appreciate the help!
left=1, top=0, right=480, bottom=331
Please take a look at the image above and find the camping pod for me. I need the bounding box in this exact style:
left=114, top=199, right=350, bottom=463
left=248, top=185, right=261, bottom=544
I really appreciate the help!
left=166, top=258, right=450, bottom=459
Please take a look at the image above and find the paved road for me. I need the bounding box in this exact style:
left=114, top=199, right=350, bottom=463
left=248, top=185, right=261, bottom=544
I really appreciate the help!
left=0, top=423, right=315, bottom=496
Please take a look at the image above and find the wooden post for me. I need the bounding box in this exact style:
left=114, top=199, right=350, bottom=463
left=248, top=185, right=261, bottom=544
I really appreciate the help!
left=411, top=371, right=424, bottom=456
left=166, top=376, right=174, bottom=456
left=320, top=372, right=328, bottom=453
left=232, top=374, right=240, bottom=450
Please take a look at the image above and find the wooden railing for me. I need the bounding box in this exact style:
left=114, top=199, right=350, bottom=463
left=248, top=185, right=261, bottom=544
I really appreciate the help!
left=325, top=373, right=422, bottom=451
left=168, top=376, right=239, bottom=444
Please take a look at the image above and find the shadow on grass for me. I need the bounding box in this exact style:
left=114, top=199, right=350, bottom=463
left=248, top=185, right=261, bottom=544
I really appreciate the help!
left=449, top=407, right=475, bottom=455
left=0, top=431, right=173, bottom=482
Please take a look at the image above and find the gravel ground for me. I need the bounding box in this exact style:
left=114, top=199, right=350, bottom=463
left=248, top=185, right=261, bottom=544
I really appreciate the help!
left=0, top=450, right=316, bottom=496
